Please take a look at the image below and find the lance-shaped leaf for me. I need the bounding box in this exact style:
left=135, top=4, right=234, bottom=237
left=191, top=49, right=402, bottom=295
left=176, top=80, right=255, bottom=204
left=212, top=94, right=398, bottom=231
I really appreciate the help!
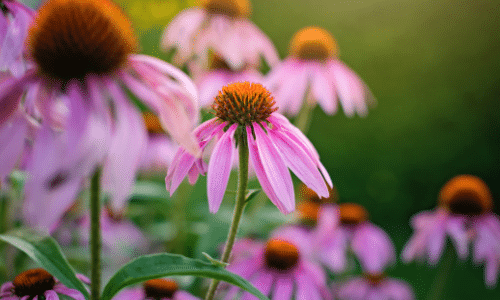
left=0, top=229, right=90, bottom=299
left=101, top=253, right=269, bottom=300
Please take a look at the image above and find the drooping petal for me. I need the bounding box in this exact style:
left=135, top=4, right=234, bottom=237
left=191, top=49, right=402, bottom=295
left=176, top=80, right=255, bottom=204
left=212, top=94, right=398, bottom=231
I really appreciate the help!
left=446, top=216, right=468, bottom=259
left=101, top=80, right=147, bottom=212
left=251, top=124, right=294, bottom=214
left=207, top=124, right=237, bottom=213
left=53, top=284, right=85, bottom=300
left=0, top=113, right=27, bottom=180
left=240, top=272, right=273, bottom=300
left=311, top=66, right=337, bottom=115
left=268, top=127, right=329, bottom=198
left=43, top=290, right=59, bottom=300
left=352, top=223, right=396, bottom=273
left=295, top=273, right=322, bottom=300
left=0, top=72, right=32, bottom=126
left=272, top=278, right=293, bottom=300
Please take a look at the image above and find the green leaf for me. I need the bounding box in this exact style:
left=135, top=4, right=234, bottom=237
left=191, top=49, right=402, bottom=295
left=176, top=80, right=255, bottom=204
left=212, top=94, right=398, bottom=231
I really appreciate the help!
left=101, top=253, right=269, bottom=300
left=245, top=189, right=261, bottom=203
left=0, top=229, right=90, bottom=300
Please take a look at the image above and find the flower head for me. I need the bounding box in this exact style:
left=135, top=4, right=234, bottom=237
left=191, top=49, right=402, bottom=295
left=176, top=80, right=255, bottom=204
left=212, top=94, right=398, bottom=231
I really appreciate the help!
left=1, top=0, right=199, bottom=231
left=0, top=0, right=35, bottom=76
left=336, top=273, right=414, bottom=300
left=112, top=278, right=199, bottom=300
left=161, top=0, right=278, bottom=71
left=223, top=227, right=331, bottom=299
left=313, top=203, right=395, bottom=274
left=0, top=268, right=89, bottom=300
left=266, top=26, right=375, bottom=117
left=166, top=82, right=331, bottom=214
left=402, top=175, right=500, bottom=287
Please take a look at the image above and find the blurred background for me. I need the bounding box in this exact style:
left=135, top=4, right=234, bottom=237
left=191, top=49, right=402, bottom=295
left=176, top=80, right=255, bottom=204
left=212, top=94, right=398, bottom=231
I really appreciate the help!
left=17, top=0, right=500, bottom=298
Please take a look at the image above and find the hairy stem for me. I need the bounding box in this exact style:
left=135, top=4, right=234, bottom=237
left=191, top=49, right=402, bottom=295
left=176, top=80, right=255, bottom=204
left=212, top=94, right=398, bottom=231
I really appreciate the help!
left=205, top=131, right=249, bottom=300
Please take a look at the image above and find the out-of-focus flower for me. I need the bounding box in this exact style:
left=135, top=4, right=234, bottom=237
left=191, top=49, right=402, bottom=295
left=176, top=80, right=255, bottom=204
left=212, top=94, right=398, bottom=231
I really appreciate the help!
left=336, top=273, right=414, bottom=300
left=78, top=208, right=149, bottom=264
left=402, top=175, right=500, bottom=287
left=113, top=279, right=199, bottom=300
left=191, top=55, right=265, bottom=108
left=0, top=0, right=200, bottom=231
left=166, top=82, right=332, bottom=214
left=161, top=0, right=278, bottom=71
left=314, top=203, right=395, bottom=274
left=0, top=0, right=35, bottom=76
left=224, top=227, right=332, bottom=300
left=266, top=26, right=375, bottom=117
left=140, top=111, right=179, bottom=174
left=0, top=268, right=89, bottom=300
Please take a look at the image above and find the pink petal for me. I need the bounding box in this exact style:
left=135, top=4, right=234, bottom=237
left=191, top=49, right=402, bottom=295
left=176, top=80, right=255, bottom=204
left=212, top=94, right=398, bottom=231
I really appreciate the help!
left=43, top=290, right=58, bottom=300
left=446, top=216, right=468, bottom=259
left=0, top=73, right=30, bottom=126
left=352, top=223, right=396, bottom=273
left=207, top=124, right=237, bottom=213
left=295, top=273, right=322, bottom=300
left=268, top=127, right=328, bottom=198
left=53, top=284, right=85, bottom=300
left=252, top=124, right=295, bottom=214
left=273, top=277, right=293, bottom=300
left=101, top=80, right=147, bottom=212
left=240, top=272, right=273, bottom=300
left=311, top=66, right=337, bottom=115
left=0, top=113, right=27, bottom=179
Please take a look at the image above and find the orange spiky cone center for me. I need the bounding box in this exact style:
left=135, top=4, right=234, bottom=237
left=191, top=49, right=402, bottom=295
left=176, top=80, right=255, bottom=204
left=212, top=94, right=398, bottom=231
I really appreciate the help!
left=439, top=175, right=492, bottom=216
left=289, top=26, right=338, bottom=61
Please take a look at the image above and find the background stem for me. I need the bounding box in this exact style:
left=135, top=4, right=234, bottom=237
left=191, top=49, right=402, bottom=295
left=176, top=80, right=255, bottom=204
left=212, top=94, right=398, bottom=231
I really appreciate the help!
left=90, top=168, right=101, bottom=300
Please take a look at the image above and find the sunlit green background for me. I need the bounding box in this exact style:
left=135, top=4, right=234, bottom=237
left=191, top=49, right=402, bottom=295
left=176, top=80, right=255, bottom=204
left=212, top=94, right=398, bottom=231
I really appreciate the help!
left=19, top=0, right=500, bottom=298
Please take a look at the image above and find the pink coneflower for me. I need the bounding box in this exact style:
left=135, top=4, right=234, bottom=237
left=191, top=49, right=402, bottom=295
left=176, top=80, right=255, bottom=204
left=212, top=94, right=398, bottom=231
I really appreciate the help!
left=224, top=227, right=331, bottom=299
left=161, top=0, right=278, bottom=71
left=0, top=0, right=35, bottom=76
left=166, top=82, right=332, bottom=214
left=113, top=279, right=199, bottom=300
left=314, top=203, right=395, bottom=274
left=402, top=175, right=500, bottom=287
left=139, top=112, right=179, bottom=174
left=191, top=56, right=265, bottom=108
left=0, top=0, right=200, bottom=229
left=266, top=26, right=375, bottom=117
left=336, top=273, right=414, bottom=300
left=0, top=268, right=89, bottom=300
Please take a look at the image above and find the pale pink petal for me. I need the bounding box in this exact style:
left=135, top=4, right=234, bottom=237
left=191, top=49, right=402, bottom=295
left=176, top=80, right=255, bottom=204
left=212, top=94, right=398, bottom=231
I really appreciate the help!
left=240, top=272, right=273, bottom=300
left=427, top=218, right=447, bottom=265
left=277, top=61, right=309, bottom=116
left=0, top=73, right=32, bottom=125
left=101, top=80, right=147, bottom=212
left=268, top=127, right=328, bottom=198
left=320, top=228, right=349, bottom=273
left=112, top=287, right=144, bottom=300
left=311, top=66, right=337, bottom=115
left=53, top=284, right=85, bottom=300
left=295, top=273, right=322, bottom=300
left=252, top=124, right=295, bottom=213
left=272, top=277, right=293, bottom=300
left=352, top=223, right=396, bottom=273
left=239, top=21, right=279, bottom=67
left=207, top=124, right=237, bottom=213
left=0, top=113, right=27, bottom=179
left=445, top=216, right=468, bottom=259
left=383, top=279, right=415, bottom=300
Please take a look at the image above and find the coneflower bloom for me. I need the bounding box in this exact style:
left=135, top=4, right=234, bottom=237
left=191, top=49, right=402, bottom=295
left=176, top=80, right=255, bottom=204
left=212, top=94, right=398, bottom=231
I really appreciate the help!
left=0, top=0, right=200, bottom=227
left=0, top=268, right=89, bottom=300
left=224, top=227, right=332, bottom=299
left=191, top=55, right=264, bottom=108
left=139, top=112, right=179, bottom=174
left=266, top=26, right=375, bottom=117
left=0, top=0, right=35, bottom=76
left=165, top=82, right=332, bottom=214
left=402, top=175, right=500, bottom=287
left=113, top=279, right=199, bottom=300
left=314, top=203, right=395, bottom=274
left=336, top=273, right=414, bottom=300
left=161, top=0, right=279, bottom=71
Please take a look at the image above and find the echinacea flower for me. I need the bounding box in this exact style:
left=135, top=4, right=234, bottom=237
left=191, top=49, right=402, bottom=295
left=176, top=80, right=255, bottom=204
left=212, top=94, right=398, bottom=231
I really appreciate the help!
left=112, top=279, right=199, bottom=300
left=314, top=203, right=395, bottom=274
left=161, top=0, right=278, bottom=70
left=0, top=0, right=35, bottom=76
left=402, top=175, right=500, bottom=287
left=336, top=273, right=414, bottom=300
left=266, top=26, right=375, bottom=117
left=165, top=82, right=332, bottom=214
left=191, top=55, right=265, bottom=108
left=224, top=227, right=332, bottom=300
left=0, top=0, right=200, bottom=230
left=0, top=268, right=89, bottom=300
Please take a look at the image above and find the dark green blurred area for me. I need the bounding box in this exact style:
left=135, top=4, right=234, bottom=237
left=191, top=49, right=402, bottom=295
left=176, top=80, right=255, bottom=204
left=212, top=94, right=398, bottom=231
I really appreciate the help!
left=19, top=0, right=500, bottom=298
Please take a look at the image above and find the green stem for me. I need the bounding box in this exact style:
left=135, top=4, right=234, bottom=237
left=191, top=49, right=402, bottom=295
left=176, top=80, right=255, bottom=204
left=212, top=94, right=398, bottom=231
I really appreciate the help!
left=205, top=130, right=249, bottom=300
left=90, top=168, right=101, bottom=300
left=294, top=100, right=315, bottom=134
left=427, top=246, right=455, bottom=300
